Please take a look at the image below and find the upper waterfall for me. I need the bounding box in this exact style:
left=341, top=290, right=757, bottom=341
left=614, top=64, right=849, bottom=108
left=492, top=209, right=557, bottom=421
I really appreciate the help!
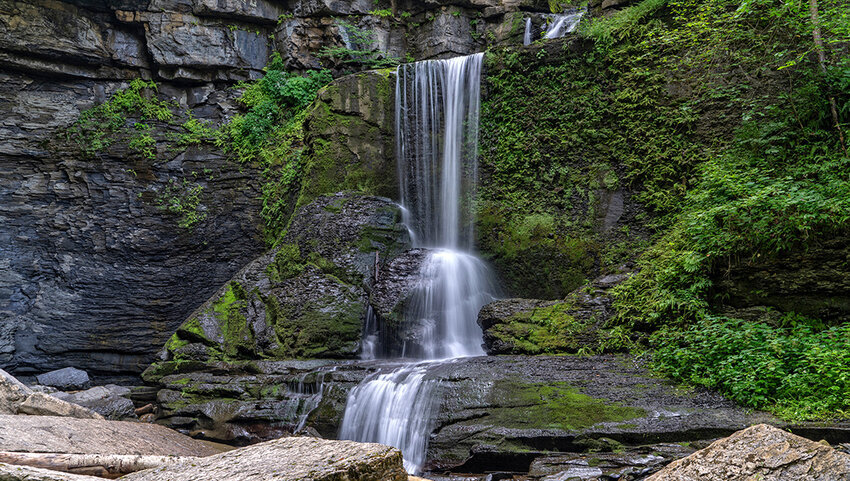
left=395, top=53, right=484, bottom=250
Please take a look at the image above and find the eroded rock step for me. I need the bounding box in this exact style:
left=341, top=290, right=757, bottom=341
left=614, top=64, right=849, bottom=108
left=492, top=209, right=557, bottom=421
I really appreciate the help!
left=145, top=354, right=849, bottom=477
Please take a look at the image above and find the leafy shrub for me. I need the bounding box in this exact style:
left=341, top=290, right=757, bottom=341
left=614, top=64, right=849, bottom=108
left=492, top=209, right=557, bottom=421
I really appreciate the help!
left=652, top=317, right=850, bottom=420
left=218, top=53, right=332, bottom=164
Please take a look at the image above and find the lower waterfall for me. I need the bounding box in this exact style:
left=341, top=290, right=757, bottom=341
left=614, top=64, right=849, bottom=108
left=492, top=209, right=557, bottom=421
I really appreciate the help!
left=338, top=53, right=497, bottom=474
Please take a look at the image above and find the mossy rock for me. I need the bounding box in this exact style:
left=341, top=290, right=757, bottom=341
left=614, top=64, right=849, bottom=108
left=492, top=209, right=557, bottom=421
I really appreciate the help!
left=153, top=193, right=412, bottom=368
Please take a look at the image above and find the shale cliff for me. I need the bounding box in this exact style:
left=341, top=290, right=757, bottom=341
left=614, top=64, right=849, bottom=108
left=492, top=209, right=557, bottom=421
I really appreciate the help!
left=1, top=0, right=620, bottom=376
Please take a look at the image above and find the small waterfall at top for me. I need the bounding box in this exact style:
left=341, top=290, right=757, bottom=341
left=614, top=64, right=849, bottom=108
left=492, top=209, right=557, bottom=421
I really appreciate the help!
left=543, top=8, right=586, bottom=40
left=524, top=17, right=533, bottom=45
left=339, top=53, right=498, bottom=474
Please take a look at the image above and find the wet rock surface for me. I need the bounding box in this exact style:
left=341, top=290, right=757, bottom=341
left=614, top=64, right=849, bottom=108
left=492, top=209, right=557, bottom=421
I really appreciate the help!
left=140, top=354, right=847, bottom=476
left=422, top=355, right=782, bottom=472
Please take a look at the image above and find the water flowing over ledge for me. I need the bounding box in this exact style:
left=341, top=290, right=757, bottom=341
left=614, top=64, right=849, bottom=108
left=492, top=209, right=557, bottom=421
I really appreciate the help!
left=339, top=53, right=497, bottom=474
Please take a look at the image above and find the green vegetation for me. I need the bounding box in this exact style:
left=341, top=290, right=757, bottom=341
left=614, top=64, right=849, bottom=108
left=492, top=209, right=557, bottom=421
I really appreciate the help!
left=652, top=317, right=850, bottom=420
left=214, top=53, right=333, bottom=243
left=317, top=20, right=406, bottom=71
left=482, top=0, right=849, bottom=420
left=481, top=379, right=646, bottom=430
left=155, top=178, right=207, bottom=229
left=66, top=79, right=173, bottom=158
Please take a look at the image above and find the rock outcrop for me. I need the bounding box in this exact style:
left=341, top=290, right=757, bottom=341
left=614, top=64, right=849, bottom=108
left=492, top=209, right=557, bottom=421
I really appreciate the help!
left=646, top=424, right=850, bottom=481
left=120, top=437, right=407, bottom=481
left=477, top=272, right=629, bottom=355
left=0, top=415, right=222, bottom=457
left=144, top=192, right=411, bottom=376
left=0, top=463, right=100, bottom=481
left=0, top=369, right=103, bottom=419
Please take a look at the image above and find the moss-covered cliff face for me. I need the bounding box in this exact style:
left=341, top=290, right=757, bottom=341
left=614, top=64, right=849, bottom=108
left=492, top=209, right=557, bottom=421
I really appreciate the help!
left=475, top=0, right=849, bottom=420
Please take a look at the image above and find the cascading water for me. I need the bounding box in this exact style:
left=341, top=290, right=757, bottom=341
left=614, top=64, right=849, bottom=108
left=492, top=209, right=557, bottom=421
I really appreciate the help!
left=524, top=17, right=533, bottom=45
left=543, top=8, right=586, bottom=40
left=339, top=53, right=497, bottom=474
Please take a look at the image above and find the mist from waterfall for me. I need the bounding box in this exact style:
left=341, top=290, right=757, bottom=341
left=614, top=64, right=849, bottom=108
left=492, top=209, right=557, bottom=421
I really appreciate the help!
left=339, top=53, right=496, bottom=474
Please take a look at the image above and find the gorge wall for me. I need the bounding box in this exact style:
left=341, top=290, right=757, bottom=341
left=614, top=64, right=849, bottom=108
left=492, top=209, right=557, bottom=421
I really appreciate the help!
left=1, top=0, right=627, bottom=377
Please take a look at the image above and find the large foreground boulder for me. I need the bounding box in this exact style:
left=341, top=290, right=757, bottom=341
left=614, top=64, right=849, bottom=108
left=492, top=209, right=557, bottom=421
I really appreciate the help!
left=0, top=415, right=221, bottom=457
left=0, top=463, right=99, bottom=481
left=646, top=424, right=850, bottom=480
left=120, top=437, right=407, bottom=481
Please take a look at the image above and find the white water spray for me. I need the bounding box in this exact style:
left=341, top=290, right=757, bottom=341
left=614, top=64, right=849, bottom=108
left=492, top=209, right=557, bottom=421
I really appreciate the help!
left=524, top=17, right=533, bottom=45
left=543, top=9, right=586, bottom=40
left=339, top=53, right=497, bottom=474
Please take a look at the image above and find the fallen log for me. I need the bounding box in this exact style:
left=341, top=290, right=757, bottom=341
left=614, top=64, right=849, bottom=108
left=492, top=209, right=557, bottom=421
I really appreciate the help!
left=0, top=452, right=194, bottom=479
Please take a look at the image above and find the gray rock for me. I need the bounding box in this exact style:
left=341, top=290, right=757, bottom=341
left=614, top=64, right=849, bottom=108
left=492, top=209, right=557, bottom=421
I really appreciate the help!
left=143, top=192, right=411, bottom=383
left=0, top=368, right=101, bottom=419
left=646, top=424, right=850, bottom=481
left=36, top=368, right=91, bottom=391
left=121, top=437, right=407, bottom=481
left=0, top=368, right=32, bottom=414
left=0, top=414, right=223, bottom=457
left=0, top=463, right=101, bottom=481
left=530, top=443, right=696, bottom=480
left=52, top=385, right=136, bottom=420
left=0, top=70, right=265, bottom=376
left=15, top=392, right=104, bottom=420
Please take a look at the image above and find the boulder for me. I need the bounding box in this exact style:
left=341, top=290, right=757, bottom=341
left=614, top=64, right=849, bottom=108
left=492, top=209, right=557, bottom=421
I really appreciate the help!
left=477, top=272, right=628, bottom=355
left=646, top=424, right=850, bottom=480
left=16, top=393, right=103, bottom=420
left=36, top=368, right=91, bottom=391
left=0, top=369, right=102, bottom=419
left=0, top=415, right=222, bottom=457
left=0, top=463, right=101, bottom=481
left=52, top=385, right=136, bottom=420
left=120, top=437, right=407, bottom=481
left=144, top=193, right=412, bottom=382
left=0, top=368, right=31, bottom=414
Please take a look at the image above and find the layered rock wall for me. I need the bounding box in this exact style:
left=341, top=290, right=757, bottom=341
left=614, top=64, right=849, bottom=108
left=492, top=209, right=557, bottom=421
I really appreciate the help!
left=2, top=0, right=600, bottom=377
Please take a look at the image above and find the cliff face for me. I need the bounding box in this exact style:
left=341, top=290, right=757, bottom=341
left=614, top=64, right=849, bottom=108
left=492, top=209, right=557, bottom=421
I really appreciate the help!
left=1, top=0, right=582, bottom=376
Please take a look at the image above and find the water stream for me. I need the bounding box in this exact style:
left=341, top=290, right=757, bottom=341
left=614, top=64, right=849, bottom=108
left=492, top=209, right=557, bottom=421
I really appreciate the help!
left=524, top=8, right=586, bottom=45
left=339, top=53, right=497, bottom=474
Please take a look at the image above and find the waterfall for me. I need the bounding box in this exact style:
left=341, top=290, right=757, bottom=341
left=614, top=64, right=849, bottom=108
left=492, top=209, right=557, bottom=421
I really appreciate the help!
left=339, top=53, right=497, bottom=474
left=543, top=8, right=586, bottom=40
left=524, top=17, right=533, bottom=45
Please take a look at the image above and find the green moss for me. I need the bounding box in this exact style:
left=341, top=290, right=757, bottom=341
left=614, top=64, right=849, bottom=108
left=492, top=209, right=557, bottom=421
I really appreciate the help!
left=213, top=282, right=254, bottom=358
left=164, top=333, right=189, bottom=353
left=270, top=287, right=363, bottom=359
left=490, top=302, right=594, bottom=354
left=477, top=379, right=646, bottom=431
left=266, top=244, right=305, bottom=282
